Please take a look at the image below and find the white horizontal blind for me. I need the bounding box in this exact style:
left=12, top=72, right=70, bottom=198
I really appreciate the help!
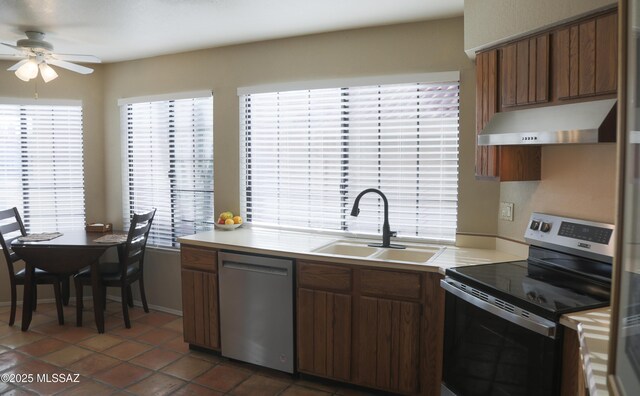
left=0, top=103, right=86, bottom=232
left=121, top=96, right=214, bottom=248
left=240, top=81, right=459, bottom=242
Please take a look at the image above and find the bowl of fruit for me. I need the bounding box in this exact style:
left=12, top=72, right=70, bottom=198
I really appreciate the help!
left=214, top=211, right=243, bottom=230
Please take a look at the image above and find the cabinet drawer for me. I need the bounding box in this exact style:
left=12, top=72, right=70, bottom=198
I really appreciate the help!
left=360, top=269, right=421, bottom=300
left=298, top=262, right=352, bottom=292
left=181, top=245, right=218, bottom=272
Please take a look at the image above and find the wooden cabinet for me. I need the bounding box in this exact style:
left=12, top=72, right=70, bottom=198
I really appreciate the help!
left=476, top=49, right=542, bottom=181
left=560, top=328, right=588, bottom=396
left=501, top=34, right=550, bottom=108
left=475, top=8, right=616, bottom=182
left=556, top=10, right=617, bottom=100
left=181, top=246, right=220, bottom=350
left=296, top=261, right=445, bottom=395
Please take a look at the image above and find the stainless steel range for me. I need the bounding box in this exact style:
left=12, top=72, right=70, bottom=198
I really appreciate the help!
left=441, top=212, right=614, bottom=396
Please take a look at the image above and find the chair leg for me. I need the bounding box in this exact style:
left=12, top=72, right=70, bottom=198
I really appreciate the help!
left=126, top=285, right=134, bottom=307
left=32, top=285, right=37, bottom=311
left=9, top=282, right=17, bottom=326
left=102, top=286, right=107, bottom=310
left=139, top=277, right=149, bottom=313
left=121, top=286, right=131, bottom=328
left=61, top=276, right=70, bottom=306
left=53, top=281, right=64, bottom=325
left=75, top=279, right=83, bottom=327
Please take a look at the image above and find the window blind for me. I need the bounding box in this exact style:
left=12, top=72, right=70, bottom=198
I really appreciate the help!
left=0, top=103, right=86, bottom=232
left=121, top=95, right=214, bottom=248
left=240, top=81, right=459, bottom=242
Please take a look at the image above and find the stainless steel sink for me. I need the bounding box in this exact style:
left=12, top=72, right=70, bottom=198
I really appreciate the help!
left=312, top=240, right=444, bottom=264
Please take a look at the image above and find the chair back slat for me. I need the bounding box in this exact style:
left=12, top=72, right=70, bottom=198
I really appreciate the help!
left=0, top=208, right=27, bottom=276
left=120, top=209, right=156, bottom=279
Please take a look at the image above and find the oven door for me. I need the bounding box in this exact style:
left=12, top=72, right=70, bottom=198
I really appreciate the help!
left=441, top=279, right=562, bottom=396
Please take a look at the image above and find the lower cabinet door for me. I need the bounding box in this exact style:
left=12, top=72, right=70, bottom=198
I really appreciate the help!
left=356, top=296, right=421, bottom=394
left=297, top=288, right=352, bottom=381
left=181, top=269, right=220, bottom=349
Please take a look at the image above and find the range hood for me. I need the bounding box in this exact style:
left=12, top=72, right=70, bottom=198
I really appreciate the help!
left=478, top=99, right=617, bottom=146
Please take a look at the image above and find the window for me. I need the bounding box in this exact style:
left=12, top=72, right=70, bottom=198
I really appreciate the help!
left=0, top=100, right=85, bottom=232
left=240, top=78, right=459, bottom=242
left=120, top=93, right=214, bottom=248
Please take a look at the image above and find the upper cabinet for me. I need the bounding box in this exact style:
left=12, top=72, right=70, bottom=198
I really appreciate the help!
left=501, top=34, right=550, bottom=108
left=475, top=7, right=617, bottom=181
left=555, top=11, right=618, bottom=99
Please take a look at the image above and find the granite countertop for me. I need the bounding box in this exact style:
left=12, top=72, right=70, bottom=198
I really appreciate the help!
left=561, top=307, right=612, bottom=396
left=178, top=226, right=525, bottom=273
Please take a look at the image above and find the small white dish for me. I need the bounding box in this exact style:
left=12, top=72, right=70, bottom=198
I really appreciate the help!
left=214, top=223, right=242, bottom=231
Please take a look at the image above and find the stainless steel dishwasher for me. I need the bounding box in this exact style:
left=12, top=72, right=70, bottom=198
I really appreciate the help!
left=218, top=251, right=294, bottom=373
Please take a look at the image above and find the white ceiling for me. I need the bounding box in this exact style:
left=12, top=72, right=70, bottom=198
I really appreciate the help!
left=0, top=0, right=463, bottom=63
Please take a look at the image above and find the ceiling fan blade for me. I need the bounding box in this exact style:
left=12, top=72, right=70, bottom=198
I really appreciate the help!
left=52, top=53, right=101, bottom=63
left=7, top=59, right=28, bottom=71
left=1, top=43, right=23, bottom=53
left=47, top=59, right=94, bottom=74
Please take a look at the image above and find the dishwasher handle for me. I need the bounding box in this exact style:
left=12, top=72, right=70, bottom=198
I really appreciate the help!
left=222, top=261, right=288, bottom=276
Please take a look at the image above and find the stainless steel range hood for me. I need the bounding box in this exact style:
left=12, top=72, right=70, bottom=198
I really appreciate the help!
left=477, top=99, right=617, bottom=146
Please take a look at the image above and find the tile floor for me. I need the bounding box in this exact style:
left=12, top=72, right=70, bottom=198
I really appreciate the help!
left=0, top=301, right=380, bottom=395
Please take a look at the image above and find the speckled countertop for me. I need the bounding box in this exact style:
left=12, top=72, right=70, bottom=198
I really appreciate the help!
left=178, top=226, right=525, bottom=273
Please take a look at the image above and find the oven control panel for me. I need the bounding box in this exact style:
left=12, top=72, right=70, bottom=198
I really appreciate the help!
left=524, top=212, right=615, bottom=261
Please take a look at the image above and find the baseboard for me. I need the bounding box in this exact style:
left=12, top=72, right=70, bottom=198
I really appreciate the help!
left=105, top=295, right=183, bottom=317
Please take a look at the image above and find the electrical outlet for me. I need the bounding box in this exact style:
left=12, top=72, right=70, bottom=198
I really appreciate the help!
left=499, top=202, right=514, bottom=222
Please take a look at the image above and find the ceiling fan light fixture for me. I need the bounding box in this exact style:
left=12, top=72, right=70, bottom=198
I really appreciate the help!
left=39, top=62, right=58, bottom=83
left=15, top=59, right=38, bottom=81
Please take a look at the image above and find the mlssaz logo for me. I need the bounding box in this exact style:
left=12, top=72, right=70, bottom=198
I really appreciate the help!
left=578, top=242, right=592, bottom=249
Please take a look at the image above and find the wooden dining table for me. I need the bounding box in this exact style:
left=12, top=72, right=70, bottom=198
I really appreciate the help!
left=11, top=230, right=126, bottom=333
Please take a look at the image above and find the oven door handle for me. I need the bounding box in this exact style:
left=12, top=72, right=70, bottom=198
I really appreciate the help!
left=440, top=279, right=557, bottom=339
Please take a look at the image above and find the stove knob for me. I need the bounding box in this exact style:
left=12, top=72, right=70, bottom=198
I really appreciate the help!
left=540, top=222, right=552, bottom=233
left=529, top=220, right=540, bottom=230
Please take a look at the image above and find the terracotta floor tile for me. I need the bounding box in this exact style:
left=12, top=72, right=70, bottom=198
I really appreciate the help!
left=0, top=332, right=44, bottom=349
left=2, top=388, right=38, bottom=395
left=126, top=372, right=186, bottom=395
left=16, top=338, right=68, bottom=357
left=102, top=340, right=152, bottom=360
left=187, top=349, right=223, bottom=364
left=135, top=328, right=179, bottom=345
left=129, top=348, right=181, bottom=370
left=171, top=383, right=224, bottom=396
left=23, top=368, right=78, bottom=395
left=31, top=322, right=67, bottom=336
left=162, top=318, right=183, bottom=332
left=68, top=353, right=120, bottom=376
left=51, top=326, right=98, bottom=343
left=7, top=358, right=58, bottom=375
left=161, top=355, right=214, bottom=381
left=0, top=380, right=13, bottom=393
left=40, top=345, right=93, bottom=367
left=280, top=385, right=333, bottom=396
left=295, top=379, right=339, bottom=393
left=162, top=336, right=191, bottom=354
left=230, top=374, right=289, bottom=396
left=0, top=324, right=22, bottom=338
left=94, top=362, right=152, bottom=388
left=55, top=379, right=115, bottom=396
left=110, top=323, right=153, bottom=339
left=256, top=367, right=295, bottom=383
left=193, top=363, right=252, bottom=392
left=133, top=311, right=177, bottom=327
left=78, top=334, right=124, bottom=351
left=0, top=351, right=31, bottom=372
left=335, top=387, right=381, bottom=396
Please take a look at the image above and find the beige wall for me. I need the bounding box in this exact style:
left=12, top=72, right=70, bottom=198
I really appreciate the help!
left=0, top=63, right=105, bottom=303
left=100, top=18, right=499, bottom=310
left=464, top=0, right=616, bottom=57
left=498, top=144, right=617, bottom=241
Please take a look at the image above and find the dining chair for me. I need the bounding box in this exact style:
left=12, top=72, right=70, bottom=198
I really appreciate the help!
left=0, top=207, right=65, bottom=326
left=75, top=209, right=156, bottom=328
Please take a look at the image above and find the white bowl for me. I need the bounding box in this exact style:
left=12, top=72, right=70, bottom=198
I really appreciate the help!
left=214, top=223, right=242, bottom=231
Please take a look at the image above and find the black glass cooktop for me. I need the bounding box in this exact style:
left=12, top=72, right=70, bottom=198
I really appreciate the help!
left=446, top=247, right=611, bottom=321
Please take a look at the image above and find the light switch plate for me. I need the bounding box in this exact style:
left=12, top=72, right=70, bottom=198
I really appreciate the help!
left=499, top=202, right=514, bottom=222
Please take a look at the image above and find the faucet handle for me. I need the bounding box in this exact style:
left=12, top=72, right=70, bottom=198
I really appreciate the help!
left=390, top=231, right=397, bottom=237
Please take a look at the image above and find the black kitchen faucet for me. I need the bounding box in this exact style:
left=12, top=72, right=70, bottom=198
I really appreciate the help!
left=350, top=188, right=405, bottom=249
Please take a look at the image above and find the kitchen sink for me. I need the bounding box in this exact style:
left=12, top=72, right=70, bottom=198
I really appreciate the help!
left=371, top=247, right=440, bottom=263
left=312, top=240, right=444, bottom=264
left=313, top=242, right=379, bottom=257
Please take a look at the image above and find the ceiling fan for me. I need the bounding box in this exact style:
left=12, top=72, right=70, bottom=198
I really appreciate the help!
left=1, top=31, right=101, bottom=83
